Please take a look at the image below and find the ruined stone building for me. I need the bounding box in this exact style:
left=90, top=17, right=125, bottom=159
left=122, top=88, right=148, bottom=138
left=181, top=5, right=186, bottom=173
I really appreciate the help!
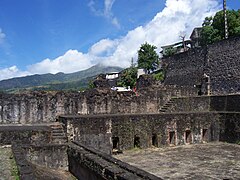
left=0, top=36, right=240, bottom=179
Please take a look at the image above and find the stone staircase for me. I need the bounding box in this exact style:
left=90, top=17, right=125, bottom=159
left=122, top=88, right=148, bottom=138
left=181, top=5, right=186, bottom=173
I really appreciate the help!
left=159, top=98, right=175, bottom=113
left=50, top=123, right=67, bottom=144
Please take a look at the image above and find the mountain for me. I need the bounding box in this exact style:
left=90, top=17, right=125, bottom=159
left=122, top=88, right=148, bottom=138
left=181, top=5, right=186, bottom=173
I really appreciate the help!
left=0, top=64, right=123, bottom=92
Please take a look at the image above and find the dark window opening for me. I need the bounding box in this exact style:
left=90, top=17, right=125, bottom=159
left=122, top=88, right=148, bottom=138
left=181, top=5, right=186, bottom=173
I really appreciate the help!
left=134, top=136, right=140, bottom=148
left=112, top=137, right=119, bottom=149
left=185, top=130, right=191, bottom=143
left=169, top=131, right=175, bottom=145
left=152, top=134, right=158, bottom=147
left=202, top=129, right=208, bottom=142
left=205, top=77, right=209, bottom=83
left=196, top=84, right=202, bottom=96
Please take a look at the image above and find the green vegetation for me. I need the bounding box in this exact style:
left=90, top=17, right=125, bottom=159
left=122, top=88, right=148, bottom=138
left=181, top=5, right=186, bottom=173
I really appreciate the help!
left=0, top=147, right=19, bottom=180
left=117, top=67, right=137, bottom=88
left=201, top=9, right=240, bottom=45
left=163, top=47, right=177, bottom=57
left=88, top=80, right=95, bottom=89
left=10, top=155, right=19, bottom=180
left=137, top=42, right=159, bottom=74
left=117, top=43, right=164, bottom=88
left=153, top=70, right=164, bottom=81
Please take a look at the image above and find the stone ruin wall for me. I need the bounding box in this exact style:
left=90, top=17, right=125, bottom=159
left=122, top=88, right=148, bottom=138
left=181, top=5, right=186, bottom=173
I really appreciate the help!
left=0, top=37, right=240, bottom=124
left=164, top=94, right=240, bottom=113
left=207, top=36, right=240, bottom=95
left=59, top=112, right=220, bottom=154
left=59, top=111, right=240, bottom=154
left=163, top=47, right=207, bottom=87
left=68, top=142, right=160, bottom=180
left=0, top=125, right=52, bottom=146
left=12, top=143, right=69, bottom=179
left=0, top=36, right=239, bottom=124
left=0, top=124, right=69, bottom=179
left=163, top=36, right=240, bottom=95
left=0, top=86, right=193, bottom=124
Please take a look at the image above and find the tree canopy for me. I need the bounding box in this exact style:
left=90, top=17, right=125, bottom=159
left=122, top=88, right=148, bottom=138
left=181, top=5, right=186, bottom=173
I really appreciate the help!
left=201, top=9, right=240, bottom=45
left=137, top=42, right=159, bottom=74
left=117, top=67, right=137, bottom=88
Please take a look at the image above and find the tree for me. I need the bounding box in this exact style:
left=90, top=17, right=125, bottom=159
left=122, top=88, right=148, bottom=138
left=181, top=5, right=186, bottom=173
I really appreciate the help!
left=88, top=80, right=95, bottom=89
left=201, top=9, right=240, bottom=45
left=117, top=67, right=137, bottom=88
left=137, top=42, right=159, bottom=74
left=179, top=31, right=187, bottom=51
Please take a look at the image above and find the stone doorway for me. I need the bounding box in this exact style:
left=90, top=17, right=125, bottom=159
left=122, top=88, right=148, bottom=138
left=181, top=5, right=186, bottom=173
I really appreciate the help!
left=112, top=137, right=119, bottom=150
left=169, top=131, right=175, bottom=145
left=152, top=134, right=158, bottom=147
left=202, top=129, right=208, bottom=142
left=134, top=136, right=140, bottom=148
left=185, top=130, right=192, bottom=144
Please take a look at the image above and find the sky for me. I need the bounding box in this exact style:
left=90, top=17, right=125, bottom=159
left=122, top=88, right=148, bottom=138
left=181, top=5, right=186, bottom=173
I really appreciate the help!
left=0, top=0, right=239, bottom=80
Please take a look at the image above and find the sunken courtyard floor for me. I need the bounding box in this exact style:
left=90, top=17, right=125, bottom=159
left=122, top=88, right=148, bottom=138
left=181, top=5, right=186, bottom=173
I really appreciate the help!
left=114, top=142, right=240, bottom=179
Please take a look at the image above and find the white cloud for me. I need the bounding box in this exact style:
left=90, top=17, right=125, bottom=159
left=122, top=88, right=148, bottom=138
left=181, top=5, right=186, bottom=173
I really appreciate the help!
left=88, top=0, right=120, bottom=28
left=104, top=0, right=115, bottom=16
left=0, top=28, right=6, bottom=44
left=27, top=50, right=94, bottom=74
left=0, top=66, right=29, bottom=80
left=0, top=0, right=221, bottom=80
left=89, top=39, right=119, bottom=56
left=100, top=0, right=220, bottom=66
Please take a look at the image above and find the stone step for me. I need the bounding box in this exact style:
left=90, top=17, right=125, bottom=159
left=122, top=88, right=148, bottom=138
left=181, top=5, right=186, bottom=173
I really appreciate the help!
left=51, top=126, right=62, bottom=129
left=159, top=98, right=175, bottom=113
left=50, top=123, right=63, bottom=127
left=52, top=140, right=67, bottom=144
left=52, top=135, right=67, bottom=139
left=52, top=129, right=64, bottom=133
left=50, top=123, right=67, bottom=144
left=52, top=132, right=65, bottom=136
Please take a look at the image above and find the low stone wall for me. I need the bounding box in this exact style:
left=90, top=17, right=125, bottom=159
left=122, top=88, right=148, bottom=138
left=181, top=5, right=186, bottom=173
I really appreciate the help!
left=219, top=113, right=240, bottom=143
left=166, top=94, right=240, bottom=113
left=12, top=143, right=69, bottom=180
left=12, top=144, right=37, bottom=180
left=59, top=112, right=220, bottom=153
left=0, top=125, right=51, bottom=145
left=68, top=142, right=160, bottom=180
left=59, top=115, right=112, bottom=154
left=26, top=144, right=68, bottom=171
left=111, top=113, right=219, bottom=150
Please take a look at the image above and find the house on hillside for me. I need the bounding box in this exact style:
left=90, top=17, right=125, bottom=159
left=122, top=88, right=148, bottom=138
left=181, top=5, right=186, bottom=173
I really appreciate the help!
left=161, top=28, right=203, bottom=57
left=161, top=40, right=192, bottom=57
left=105, top=72, right=119, bottom=87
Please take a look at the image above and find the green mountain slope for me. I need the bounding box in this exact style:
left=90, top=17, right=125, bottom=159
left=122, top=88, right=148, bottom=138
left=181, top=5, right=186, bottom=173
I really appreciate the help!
left=0, top=64, right=123, bottom=92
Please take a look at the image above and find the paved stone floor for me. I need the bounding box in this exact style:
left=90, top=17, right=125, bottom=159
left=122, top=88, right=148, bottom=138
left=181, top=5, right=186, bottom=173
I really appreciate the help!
left=114, top=142, right=240, bottom=179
